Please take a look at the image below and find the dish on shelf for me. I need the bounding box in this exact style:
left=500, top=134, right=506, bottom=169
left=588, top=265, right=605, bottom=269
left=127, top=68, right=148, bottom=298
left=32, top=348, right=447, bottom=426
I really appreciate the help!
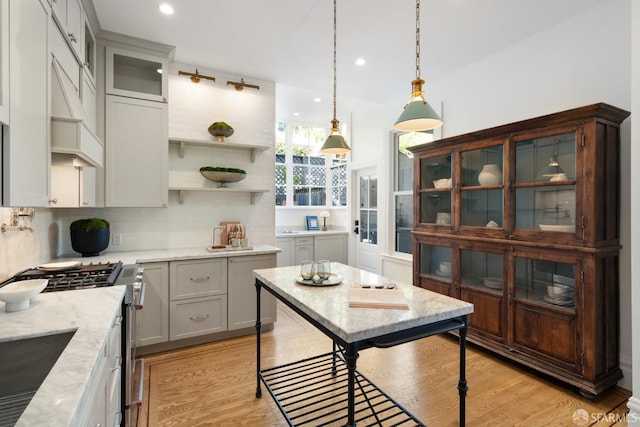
left=433, top=178, right=452, bottom=189
left=200, top=167, right=246, bottom=188
left=539, top=224, right=574, bottom=232
left=483, top=277, right=503, bottom=290
left=37, top=261, right=81, bottom=271
left=547, top=283, right=574, bottom=299
left=553, top=274, right=575, bottom=287
left=296, top=274, right=343, bottom=287
left=543, top=295, right=574, bottom=307
left=434, top=270, right=451, bottom=278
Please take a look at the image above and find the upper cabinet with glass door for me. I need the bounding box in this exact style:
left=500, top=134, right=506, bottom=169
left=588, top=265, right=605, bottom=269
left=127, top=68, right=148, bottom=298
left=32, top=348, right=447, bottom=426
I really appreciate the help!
left=513, top=128, right=577, bottom=237
left=105, top=46, right=168, bottom=103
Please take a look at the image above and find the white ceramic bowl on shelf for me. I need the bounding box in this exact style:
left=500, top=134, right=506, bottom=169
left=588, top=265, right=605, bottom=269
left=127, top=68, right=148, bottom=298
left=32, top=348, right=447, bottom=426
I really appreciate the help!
left=0, top=279, right=48, bottom=312
left=433, top=178, right=452, bottom=189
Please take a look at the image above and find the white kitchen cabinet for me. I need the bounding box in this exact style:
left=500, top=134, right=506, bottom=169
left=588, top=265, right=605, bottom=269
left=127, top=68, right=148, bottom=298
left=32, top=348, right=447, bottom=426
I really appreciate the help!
left=51, top=0, right=83, bottom=60
left=106, top=46, right=168, bottom=102
left=169, top=258, right=228, bottom=340
left=0, top=0, right=9, bottom=125
left=137, top=262, right=169, bottom=347
left=314, top=234, right=347, bottom=264
left=275, top=237, right=295, bottom=267
left=78, top=303, right=122, bottom=427
left=294, top=237, right=314, bottom=265
left=81, top=67, right=96, bottom=130
left=3, top=0, right=49, bottom=206
left=227, top=254, right=277, bottom=330
left=105, top=94, right=168, bottom=207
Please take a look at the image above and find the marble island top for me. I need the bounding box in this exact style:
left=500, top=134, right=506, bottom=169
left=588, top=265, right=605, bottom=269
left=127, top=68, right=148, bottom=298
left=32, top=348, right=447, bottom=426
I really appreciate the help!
left=0, top=286, right=126, bottom=426
left=253, top=263, right=474, bottom=344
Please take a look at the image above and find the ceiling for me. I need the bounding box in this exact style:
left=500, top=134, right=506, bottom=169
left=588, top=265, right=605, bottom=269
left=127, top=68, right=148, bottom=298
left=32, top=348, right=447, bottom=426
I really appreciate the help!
left=91, top=0, right=605, bottom=125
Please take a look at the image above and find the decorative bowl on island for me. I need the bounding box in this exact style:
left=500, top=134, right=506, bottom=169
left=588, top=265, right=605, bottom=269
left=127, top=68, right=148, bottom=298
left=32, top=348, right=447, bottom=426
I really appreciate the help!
left=200, top=166, right=246, bottom=188
left=207, top=122, right=234, bottom=142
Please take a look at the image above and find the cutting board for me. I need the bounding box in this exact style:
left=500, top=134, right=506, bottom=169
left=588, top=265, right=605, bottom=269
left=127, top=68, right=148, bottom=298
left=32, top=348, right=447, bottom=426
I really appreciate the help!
left=348, top=287, right=409, bottom=310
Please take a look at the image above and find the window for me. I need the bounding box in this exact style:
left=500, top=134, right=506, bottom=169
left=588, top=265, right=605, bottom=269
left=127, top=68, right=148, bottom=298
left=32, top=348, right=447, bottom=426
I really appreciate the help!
left=275, top=122, right=348, bottom=207
left=393, top=131, right=433, bottom=254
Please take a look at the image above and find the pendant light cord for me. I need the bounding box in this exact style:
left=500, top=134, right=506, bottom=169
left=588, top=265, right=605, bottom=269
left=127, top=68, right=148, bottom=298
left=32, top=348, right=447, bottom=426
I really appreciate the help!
left=415, top=0, right=421, bottom=80
left=332, top=0, right=338, bottom=122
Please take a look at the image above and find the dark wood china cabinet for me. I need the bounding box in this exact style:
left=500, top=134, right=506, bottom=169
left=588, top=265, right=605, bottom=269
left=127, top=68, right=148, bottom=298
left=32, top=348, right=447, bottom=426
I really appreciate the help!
left=408, top=103, right=630, bottom=396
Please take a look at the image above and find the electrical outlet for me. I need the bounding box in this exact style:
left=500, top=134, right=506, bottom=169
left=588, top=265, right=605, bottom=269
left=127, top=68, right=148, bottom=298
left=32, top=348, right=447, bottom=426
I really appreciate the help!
left=112, top=233, right=122, bottom=245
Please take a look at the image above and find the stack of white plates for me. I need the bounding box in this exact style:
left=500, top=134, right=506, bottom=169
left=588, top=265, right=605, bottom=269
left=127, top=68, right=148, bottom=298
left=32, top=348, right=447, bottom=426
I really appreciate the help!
left=544, top=274, right=575, bottom=307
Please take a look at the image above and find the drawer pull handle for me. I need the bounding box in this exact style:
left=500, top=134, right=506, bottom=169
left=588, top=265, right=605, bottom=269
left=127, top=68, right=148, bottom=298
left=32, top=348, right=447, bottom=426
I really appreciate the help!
left=190, top=276, right=210, bottom=282
left=190, top=314, right=210, bottom=321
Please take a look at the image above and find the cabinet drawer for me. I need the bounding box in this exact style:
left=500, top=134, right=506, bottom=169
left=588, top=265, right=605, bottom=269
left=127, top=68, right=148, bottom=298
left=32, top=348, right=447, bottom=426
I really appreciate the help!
left=170, top=295, right=227, bottom=340
left=170, top=259, right=227, bottom=300
left=295, top=237, right=313, bottom=246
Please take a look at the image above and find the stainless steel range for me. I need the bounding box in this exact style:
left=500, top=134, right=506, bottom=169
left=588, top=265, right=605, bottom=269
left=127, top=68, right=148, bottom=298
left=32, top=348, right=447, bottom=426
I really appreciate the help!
left=1, top=262, right=145, bottom=427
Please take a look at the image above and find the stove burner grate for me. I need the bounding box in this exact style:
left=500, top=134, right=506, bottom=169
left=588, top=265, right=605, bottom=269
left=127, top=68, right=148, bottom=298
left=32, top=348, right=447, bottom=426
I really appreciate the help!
left=1, top=262, right=123, bottom=292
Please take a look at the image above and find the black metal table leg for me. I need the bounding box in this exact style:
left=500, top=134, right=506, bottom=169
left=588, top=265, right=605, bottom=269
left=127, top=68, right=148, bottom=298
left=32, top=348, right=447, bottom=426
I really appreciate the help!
left=458, top=315, right=468, bottom=426
left=344, top=343, right=359, bottom=427
left=255, top=279, right=263, bottom=398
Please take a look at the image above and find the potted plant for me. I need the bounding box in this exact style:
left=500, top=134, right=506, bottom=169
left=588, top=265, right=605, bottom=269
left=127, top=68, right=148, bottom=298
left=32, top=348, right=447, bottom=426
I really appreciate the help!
left=70, top=218, right=110, bottom=257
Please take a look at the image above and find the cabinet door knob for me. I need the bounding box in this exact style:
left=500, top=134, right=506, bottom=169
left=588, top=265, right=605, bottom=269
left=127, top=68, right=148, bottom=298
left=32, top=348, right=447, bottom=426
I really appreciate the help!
left=68, top=33, right=77, bottom=43
left=49, top=198, right=57, bottom=204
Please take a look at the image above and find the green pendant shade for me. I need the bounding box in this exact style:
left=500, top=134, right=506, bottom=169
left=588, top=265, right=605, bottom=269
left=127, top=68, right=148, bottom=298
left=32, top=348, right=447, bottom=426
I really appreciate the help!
left=394, top=79, right=443, bottom=131
left=320, top=118, right=351, bottom=154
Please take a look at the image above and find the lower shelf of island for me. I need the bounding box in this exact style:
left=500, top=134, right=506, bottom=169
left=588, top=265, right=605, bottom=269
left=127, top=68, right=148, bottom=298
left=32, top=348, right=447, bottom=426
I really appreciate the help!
left=169, top=186, right=270, bottom=204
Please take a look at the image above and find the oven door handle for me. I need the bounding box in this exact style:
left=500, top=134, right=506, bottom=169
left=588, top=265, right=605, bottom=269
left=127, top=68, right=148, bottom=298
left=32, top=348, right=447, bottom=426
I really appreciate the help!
left=134, top=281, right=146, bottom=310
left=132, top=358, right=145, bottom=407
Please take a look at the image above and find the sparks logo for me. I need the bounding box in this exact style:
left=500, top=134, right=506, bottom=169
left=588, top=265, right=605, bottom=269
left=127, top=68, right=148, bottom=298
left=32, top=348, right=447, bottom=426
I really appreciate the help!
left=572, top=409, right=590, bottom=426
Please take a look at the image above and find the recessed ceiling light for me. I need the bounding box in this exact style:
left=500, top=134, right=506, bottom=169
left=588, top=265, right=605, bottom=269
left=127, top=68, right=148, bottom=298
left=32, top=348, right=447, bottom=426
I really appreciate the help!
left=293, top=112, right=300, bottom=117
left=313, top=97, right=321, bottom=103
left=159, top=3, right=174, bottom=15
left=355, top=58, right=366, bottom=66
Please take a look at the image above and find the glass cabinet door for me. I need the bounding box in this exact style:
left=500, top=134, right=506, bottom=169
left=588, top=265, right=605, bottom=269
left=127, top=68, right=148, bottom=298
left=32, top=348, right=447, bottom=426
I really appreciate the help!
left=514, top=131, right=576, bottom=232
left=418, top=154, right=451, bottom=225
left=460, top=145, right=503, bottom=228
left=418, top=243, right=452, bottom=280
left=460, top=250, right=503, bottom=294
left=105, top=46, right=168, bottom=102
left=514, top=256, right=575, bottom=311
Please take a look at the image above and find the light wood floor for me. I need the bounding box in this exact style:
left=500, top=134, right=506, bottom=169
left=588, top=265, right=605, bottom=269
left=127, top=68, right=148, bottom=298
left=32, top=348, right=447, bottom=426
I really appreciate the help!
left=134, top=303, right=631, bottom=426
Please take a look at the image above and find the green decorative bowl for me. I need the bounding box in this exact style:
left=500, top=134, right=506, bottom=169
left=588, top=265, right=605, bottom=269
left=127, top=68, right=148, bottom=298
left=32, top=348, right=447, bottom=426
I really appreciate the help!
left=200, top=167, right=246, bottom=188
left=208, top=122, right=234, bottom=141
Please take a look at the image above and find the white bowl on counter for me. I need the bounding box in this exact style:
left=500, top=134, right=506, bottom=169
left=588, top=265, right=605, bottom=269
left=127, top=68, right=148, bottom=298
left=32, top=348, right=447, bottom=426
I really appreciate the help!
left=0, top=279, right=48, bottom=312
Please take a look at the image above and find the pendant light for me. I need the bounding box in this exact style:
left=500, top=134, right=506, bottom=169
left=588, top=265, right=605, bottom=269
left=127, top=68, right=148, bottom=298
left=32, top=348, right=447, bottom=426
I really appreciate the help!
left=319, top=0, right=351, bottom=154
left=394, top=0, right=443, bottom=132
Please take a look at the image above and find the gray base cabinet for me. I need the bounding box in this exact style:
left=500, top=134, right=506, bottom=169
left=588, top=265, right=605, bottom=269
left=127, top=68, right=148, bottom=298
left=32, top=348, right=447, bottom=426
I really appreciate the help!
left=138, top=262, right=169, bottom=346
left=228, top=254, right=277, bottom=330
left=137, top=253, right=276, bottom=349
left=276, top=234, right=347, bottom=267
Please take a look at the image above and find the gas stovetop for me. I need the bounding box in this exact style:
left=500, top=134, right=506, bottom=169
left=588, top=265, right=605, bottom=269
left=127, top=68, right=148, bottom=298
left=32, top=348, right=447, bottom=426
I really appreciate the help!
left=1, top=262, right=123, bottom=292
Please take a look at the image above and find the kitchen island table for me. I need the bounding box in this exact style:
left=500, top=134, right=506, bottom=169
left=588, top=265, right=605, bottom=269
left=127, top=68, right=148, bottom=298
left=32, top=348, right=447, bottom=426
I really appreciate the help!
left=253, top=263, right=474, bottom=426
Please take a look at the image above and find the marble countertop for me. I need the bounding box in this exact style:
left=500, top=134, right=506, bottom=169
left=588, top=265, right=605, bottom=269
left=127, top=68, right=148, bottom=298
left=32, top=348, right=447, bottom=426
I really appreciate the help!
left=275, top=230, right=348, bottom=237
left=0, top=286, right=126, bottom=426
left=53, top=244, right=281, bottom=265
left=253, top=263, right=474, bottom=343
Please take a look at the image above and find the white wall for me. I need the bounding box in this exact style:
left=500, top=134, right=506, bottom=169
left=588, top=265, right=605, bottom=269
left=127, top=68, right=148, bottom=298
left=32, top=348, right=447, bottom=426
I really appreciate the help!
left=54, top=63, right=276, bottom=254
left=351, top=0, right=633, bottom=390
left=0, top=208, right=56, bottom=280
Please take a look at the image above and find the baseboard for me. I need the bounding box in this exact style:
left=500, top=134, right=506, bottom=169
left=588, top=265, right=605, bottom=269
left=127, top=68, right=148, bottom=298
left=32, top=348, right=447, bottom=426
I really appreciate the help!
left=626, top=396, right=640, bottom=426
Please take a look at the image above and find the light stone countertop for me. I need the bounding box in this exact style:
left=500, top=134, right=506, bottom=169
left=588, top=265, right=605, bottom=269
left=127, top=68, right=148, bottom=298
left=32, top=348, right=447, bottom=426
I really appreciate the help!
left=1, top=245, right=279, bottom=426
left=53, top=244, right=281, bottom=265
left=275, top=229, right=348, bottom=237
left=0, top=286, right=126, bottom=427
left=253, top=262, right=474, bottom=344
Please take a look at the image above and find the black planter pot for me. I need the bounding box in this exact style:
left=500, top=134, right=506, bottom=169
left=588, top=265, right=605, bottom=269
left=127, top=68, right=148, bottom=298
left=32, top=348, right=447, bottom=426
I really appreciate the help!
left=70, top=227, right=110, bottom=257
